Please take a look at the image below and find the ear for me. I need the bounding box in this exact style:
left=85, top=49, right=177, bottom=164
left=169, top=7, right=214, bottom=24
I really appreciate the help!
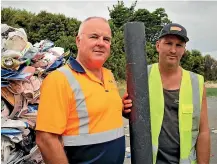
left=76, top=35, right=80, bottom=48
left=183, top=49, right=187, bottom=56
left=156, top=40, right=160, bottom=52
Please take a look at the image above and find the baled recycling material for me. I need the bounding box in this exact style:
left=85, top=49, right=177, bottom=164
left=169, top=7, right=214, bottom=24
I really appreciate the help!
left=1, top=24, right=70, bottom=164
left=124, top=22, right=153, bottom=164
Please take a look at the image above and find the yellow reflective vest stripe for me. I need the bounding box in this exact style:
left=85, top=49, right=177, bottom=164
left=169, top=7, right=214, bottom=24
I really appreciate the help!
left=148, top=63, right=204, bottom=164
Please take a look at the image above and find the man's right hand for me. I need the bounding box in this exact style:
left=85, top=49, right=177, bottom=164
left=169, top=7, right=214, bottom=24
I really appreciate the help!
left=122, top=93, right=132, bottom=116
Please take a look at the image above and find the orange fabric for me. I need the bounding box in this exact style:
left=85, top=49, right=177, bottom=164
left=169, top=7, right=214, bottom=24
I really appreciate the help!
left=1, top=87, right=15, bottom=106
left=36, top=64, right=123, bottom=135
left=36, top=69, right=72, bottom=134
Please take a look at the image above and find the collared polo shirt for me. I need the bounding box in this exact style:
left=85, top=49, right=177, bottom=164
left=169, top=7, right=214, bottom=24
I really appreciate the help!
left=36, top=56, right=125, bottom=164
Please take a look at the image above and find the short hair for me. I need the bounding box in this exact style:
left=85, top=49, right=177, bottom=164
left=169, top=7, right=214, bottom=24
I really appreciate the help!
left=78, top=16, right=109, bottom=36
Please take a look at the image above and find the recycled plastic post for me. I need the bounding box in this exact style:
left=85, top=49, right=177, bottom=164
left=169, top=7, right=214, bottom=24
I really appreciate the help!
left=124, top=22, right=153, bottom=164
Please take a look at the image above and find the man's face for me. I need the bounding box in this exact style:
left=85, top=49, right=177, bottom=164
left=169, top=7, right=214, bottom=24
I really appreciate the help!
left=156, top=35, right=186, bottom=67
left=76, top=19, right=112, bottom=69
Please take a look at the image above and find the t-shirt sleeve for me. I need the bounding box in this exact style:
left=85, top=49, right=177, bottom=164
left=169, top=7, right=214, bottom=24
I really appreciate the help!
left=36, top=70, right=71, bottom=134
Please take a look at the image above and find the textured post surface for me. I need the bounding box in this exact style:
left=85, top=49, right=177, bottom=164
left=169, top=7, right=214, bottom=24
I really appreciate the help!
left=124, top=22, right=153, bottom=164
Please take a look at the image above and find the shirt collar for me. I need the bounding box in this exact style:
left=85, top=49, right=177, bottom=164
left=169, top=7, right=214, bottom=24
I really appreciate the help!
left=67, top=56, right=85, bottom=73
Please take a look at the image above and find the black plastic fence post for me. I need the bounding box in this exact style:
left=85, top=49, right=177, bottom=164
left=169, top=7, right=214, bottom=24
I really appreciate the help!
left=124, top=22, right=153, bottom=164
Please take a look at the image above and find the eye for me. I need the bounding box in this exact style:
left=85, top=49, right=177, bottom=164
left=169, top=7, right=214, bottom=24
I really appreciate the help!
left=89, top=35, right=98, bottom=39
left=165, top=42, right=172, bottom=45
left=177, top=44, right=183, bottom=47
left=104, top=37, right=111, bottom=43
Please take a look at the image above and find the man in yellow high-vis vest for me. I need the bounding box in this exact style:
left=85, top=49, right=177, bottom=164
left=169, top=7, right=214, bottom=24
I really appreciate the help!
left=123, top=23, right=210, bottom=164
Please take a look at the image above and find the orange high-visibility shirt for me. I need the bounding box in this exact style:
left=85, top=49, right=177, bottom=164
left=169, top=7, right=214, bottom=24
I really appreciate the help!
left=36, top=56, right=124, bottom=146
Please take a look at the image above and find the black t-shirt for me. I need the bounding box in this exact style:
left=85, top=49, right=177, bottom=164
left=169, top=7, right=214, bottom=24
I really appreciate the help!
left=156, top=89, right=180, bottom=164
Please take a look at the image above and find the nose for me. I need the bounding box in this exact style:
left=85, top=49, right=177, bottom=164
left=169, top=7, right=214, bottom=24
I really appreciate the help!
left=96, top=37, right=105, bottom=46
left=170, top=45, right=177, bottom=54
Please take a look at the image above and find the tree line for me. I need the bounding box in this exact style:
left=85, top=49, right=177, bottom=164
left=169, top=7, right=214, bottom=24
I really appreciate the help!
left=1, top=1, right=217, bottom=81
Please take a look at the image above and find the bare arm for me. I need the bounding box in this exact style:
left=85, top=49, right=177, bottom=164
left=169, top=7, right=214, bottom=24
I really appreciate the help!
left=196, top=86, right=210, bottom=164
left=36, top=131, right=68, bottom=164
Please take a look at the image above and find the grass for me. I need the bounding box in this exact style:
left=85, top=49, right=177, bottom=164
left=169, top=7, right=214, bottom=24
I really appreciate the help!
left=119, top=88, right=125, bottom=97
left=117, top=80, right=126, bottom=97
left=206, top=88, right=217, bottom=97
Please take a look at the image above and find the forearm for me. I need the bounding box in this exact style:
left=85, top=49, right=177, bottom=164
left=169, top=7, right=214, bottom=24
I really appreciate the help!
left=196, top=131, right=210, bottom=164
left=37, top=134, right=68, bottom=164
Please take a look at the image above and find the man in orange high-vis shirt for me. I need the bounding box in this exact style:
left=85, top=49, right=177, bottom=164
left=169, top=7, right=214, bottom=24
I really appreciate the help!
left=36, top=17, right=125, bottom=164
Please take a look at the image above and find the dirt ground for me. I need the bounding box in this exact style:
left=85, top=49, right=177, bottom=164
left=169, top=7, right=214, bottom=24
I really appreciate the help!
left=205, top=82, right=217, bottom=88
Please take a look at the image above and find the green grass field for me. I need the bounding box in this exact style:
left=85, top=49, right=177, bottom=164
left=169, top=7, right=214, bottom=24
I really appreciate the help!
left=206, top=88, right=217, bottom=97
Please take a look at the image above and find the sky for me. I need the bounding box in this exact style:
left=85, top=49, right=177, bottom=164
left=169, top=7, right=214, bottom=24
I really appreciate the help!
left=1, top=0, right=217, bottom=59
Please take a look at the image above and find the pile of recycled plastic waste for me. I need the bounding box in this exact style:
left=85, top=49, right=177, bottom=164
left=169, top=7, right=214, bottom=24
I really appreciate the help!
left=1, top=24, right=70, bottom=164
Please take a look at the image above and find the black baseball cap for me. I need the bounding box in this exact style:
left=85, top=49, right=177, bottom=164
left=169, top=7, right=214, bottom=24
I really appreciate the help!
left=159, top=23, right=189, bottom=42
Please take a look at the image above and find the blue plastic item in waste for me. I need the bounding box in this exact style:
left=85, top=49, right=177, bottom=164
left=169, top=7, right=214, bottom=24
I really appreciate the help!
left=40, top=40, right=54, bottom=52
left=1, top=62, right=31, bottom=87
left=28, top=104, right=38, bottom=112
left=1, top=128, right=22, bottom=134
left=21, top=47, right=39, bottom=60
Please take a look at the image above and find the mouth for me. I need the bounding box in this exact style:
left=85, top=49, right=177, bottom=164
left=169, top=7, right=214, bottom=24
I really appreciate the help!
left=168, top=55, right=177, bottom=59
left=93, top=50, right=105, bottom=54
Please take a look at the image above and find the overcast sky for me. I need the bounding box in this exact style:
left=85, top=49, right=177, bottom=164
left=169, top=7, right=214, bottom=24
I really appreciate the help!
left=2, top=0, right=217, bottom=59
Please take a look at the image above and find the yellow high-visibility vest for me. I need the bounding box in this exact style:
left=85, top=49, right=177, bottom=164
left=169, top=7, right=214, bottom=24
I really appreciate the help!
left=148, top=63, right=204, bottom=164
